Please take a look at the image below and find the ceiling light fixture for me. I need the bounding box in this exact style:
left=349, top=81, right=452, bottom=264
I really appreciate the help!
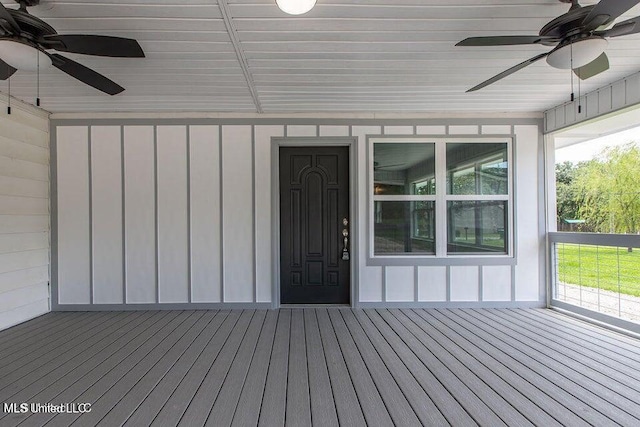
left=276, top=0, right=316, bottom=15
left=546, top=37, right=608, bottom=69
left=0, top=40, right=52, bottom=71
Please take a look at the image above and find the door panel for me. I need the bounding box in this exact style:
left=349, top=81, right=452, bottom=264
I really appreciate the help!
left=280, top=146, right=350, bottom=304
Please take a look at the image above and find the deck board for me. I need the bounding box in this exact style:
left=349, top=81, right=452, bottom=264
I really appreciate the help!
left=303, top=309, right=339, bottom=427
left=177, top=310, right=256, bottom=426
left=205, top=310, right=267, bottom=427
left=313, top=310, right=366, bottom=427
left=0, top=312, right=141, bottom=404
left=285, top=309, right=312, bottom=427
left=1, top=308, right=639, bottom=427
left=381, top=309, right=507, bottom=426
left=17, top=311, right=172, bottom=427
left=47, top=311, right=203, bottom=426
left=343, top=309, right=445, bottom=426
left=460, top=309, right=640, bottom=423
left=0, top=312, right=72, bottom=346
left=361, top=310, right=476, bottom=427
left=150, top=311, right=241, bottom=427
left=99, top=311, right=222, bottom=426
left=230, top=310, right=278, bottom=427
left=323, top=309, right=393, bottom=427
left=0, top=311, right=149, bottom=414
left=484, top=309, right=640, bottom=394
left=516, top=309, right=640, bottom=362
left=0, top=312, right=113, bottom=367
left=444, top=309, right=634, bottom=426
left=258, top=309, right=290, bottom=427
left=122, top=311, right=230, bottom=426
left=407, top=309, right=572, bottom=427
left=87, top=311, right=214, bottom=426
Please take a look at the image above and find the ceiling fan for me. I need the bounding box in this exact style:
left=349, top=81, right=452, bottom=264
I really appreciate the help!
left=373, top=161, right=406, bottom=171
left=0, top=0, right=144, bottom=95
left=456, top=0, right=640, bottom=92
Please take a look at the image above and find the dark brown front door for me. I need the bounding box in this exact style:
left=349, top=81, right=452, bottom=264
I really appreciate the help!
left=280, top=146, right=350, bottom=304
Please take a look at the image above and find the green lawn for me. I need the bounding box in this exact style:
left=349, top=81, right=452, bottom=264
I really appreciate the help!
left=556, top=244, right=640, bottom=297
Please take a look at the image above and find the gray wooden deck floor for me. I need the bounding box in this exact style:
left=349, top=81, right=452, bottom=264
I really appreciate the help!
left=1, top=308, right=640, bottom=426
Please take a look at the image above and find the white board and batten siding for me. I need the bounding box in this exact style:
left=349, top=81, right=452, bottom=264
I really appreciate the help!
left=0, top=101, right=50, bottom=330
left=53, top=120, right=543, bottom=308
left=544, top=71, right=640, bottom=134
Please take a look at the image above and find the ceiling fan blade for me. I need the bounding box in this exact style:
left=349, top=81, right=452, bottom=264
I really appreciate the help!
left=583, top=0, right=640, bottom=31
left=467, top=52, right=549, bottom=92
left=48, top=53, right=124, bottom=95
left=600, top=15, right=640, bottom=37
left=456, top=36, right=557, bottom=46
left=0, top=58, right=17, bottom=80
left=42, top=35, right=145, bottom=58
left=375, top=163, right=406, bottom=170
left=0, top=2, right=20, bottom=34
left=574, top=52, right=609, bottom=80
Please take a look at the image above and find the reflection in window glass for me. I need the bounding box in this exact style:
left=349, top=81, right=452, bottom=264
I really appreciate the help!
left=447, top=143, right=508, bottom=195
left=374, top=201, right=435, bottom=254
left=413, top=178, right=435, bottom=195
left=447, top=201, right=507, bottom=254
left=373, top=143, right=435, bottom=195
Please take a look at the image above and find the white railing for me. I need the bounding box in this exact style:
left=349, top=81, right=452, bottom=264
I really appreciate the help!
left=549, top=232, right=640, bottom=332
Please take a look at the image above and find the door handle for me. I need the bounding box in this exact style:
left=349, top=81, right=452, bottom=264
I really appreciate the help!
left=342, top=227, right=349, bottom=261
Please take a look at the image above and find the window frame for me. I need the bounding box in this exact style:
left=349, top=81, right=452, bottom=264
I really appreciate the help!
left=368, top=135, right=515, bottom=265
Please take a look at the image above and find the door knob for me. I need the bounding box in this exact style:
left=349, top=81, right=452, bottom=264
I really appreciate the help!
left=342, top=227, right=349, bottom=260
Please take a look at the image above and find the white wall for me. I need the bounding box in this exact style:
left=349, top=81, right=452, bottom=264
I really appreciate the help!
left=0, top=100, right=50, bottom=330
left=53, top=119, right=543, bottom=308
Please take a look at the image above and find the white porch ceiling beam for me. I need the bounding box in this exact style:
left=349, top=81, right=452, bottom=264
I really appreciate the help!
left=218, top=0, right=264, bottom=113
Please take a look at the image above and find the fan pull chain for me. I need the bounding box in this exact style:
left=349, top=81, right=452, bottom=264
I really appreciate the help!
left=578, top=76, right=582, bottom=114
left=36, top=52, right=41, bottom=107
left=570, top=42, right=575, bottom=102
left=7, top=70, right=10, bottom=115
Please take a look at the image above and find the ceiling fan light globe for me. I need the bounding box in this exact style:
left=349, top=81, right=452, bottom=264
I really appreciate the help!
left=546, top=37, right=608, bottom=69
left=276, top=0, right=317, bottom=15
left=0, top=40, right=52, bottom=71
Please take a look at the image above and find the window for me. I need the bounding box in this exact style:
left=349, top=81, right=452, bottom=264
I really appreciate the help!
left=446, top=142, right=509, bottom=254
left=372, top=143, right=435, bottom=254
left=370, top=137, right=512, bottom=259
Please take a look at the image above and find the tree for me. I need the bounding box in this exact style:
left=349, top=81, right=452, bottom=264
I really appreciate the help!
left=573, top=143, right=640, bottom=234
left=555, top=161, right=582, bottom=228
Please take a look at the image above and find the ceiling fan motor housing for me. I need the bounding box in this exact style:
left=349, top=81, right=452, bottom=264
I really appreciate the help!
left=9, top=8, right=57, bottom=39
left=546, top=36, right=608, bottom=69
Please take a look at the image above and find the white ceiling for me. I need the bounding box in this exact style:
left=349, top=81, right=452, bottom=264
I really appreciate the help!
left=2, top=0, right=640, bottom=114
